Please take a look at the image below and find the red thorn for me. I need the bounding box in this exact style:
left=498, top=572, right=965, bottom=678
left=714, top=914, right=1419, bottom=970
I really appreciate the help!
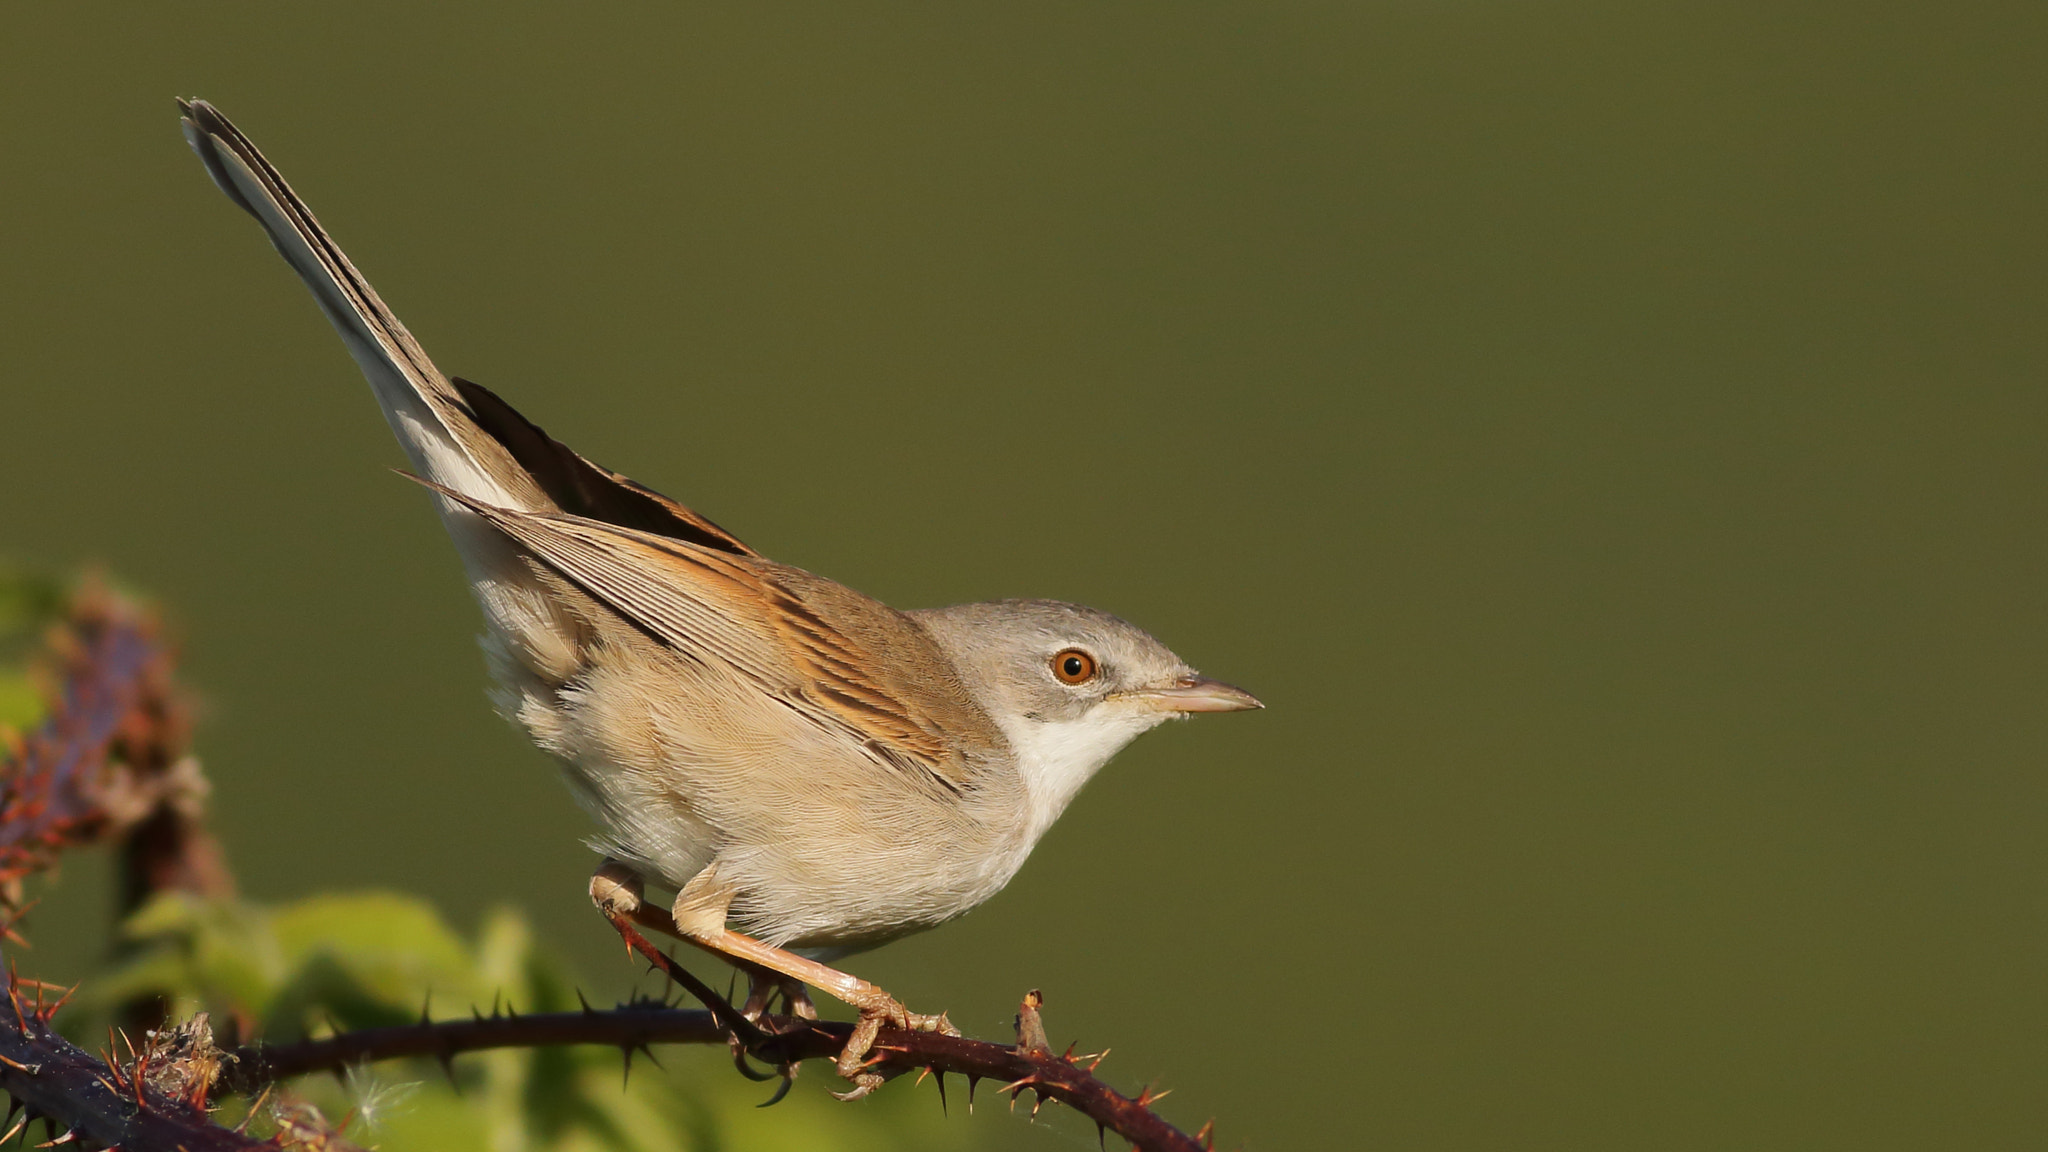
left=1195, top=1118, right=1216, bottom=1149
left=40, top=985, right=73, bottom=1020
left=101, top=1034, right=125, bottom=1089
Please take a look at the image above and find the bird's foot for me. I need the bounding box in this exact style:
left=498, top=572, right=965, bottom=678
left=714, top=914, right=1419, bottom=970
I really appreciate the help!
left=912, top=1008, right=959, bottom=1035
left=829, top=993, right=959, bottom=1101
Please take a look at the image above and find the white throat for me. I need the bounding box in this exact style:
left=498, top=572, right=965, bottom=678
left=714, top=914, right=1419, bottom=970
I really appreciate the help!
left=994, top=708, right=1167, bottom=846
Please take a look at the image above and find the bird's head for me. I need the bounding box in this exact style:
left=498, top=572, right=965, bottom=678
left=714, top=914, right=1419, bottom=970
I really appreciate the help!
left=912, top=599, right=1260, bottom=837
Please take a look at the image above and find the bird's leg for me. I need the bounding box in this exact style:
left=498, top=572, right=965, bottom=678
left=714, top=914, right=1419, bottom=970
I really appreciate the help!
left=589, top=860, right=651, bottom=933
left=741, top=972, right=818, bottom=1024
left=739, top=972, right=775, bottom=1021
left=588, top=862, right=758, bottom=1028
left=782, top=979, right=819, bottom=1021
left=665, top=867, right=956, bottom=1100
left=590, top=862, right=951, bottom=1098
left=590, top=861, right=790, bottom=1085
left=591, top=861, right=772, bottom=998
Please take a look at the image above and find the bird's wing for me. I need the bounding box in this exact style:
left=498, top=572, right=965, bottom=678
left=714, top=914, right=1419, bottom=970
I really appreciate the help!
left=446, top=374, right=756, bottom=556
left=180, top=100, right=753, bottom=555
left=416, top=478, right=999, bottom=791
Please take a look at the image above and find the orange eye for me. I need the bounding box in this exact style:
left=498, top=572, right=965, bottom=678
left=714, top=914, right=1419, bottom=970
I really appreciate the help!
left=1051, top=648, right=1098, bottom=685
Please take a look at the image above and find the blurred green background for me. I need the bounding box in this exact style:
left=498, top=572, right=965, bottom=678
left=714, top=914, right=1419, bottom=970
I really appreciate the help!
left=5, top=3, right=2047, bottom=1149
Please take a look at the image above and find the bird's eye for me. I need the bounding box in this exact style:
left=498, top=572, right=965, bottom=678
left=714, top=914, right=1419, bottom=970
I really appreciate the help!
left=1051, top=648, right=1098, bottom=685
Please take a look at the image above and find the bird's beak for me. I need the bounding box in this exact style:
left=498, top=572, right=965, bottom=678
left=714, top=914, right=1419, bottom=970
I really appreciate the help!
left=1117, top=676, right=1264, bottom=714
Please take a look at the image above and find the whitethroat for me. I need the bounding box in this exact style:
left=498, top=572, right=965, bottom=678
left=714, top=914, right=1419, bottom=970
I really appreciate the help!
left=178, top=99, right=1261, bottom=1098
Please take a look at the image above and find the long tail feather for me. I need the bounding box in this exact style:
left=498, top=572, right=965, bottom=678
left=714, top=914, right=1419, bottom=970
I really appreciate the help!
left=178, top=98, right=543, bottom=511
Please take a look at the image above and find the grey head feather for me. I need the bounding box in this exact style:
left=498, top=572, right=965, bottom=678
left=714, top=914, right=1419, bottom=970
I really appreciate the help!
left=908, top=599, right=1196, bottom=723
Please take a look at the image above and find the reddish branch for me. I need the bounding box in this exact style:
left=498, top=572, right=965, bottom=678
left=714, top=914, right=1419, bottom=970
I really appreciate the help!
left=226, top=974, right=1215, bottom=1152
left=605, top=914, right=1213, bottom=1149
left=0, top=975, right=269, bottom=1151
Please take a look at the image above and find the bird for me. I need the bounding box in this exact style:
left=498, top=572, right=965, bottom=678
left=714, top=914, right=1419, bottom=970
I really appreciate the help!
left=177, top=99, right=1261, bottom=1096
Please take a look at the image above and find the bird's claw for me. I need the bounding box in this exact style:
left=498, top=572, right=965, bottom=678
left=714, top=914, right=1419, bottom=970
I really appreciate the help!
left=827, top=995, right=956, bottom=1100
left=831, top=1070, right=887, bottom=1101
left=728, top=1033, right=783, bottom=1082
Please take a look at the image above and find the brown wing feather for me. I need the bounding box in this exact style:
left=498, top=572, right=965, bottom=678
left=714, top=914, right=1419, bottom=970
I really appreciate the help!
left=758, top=568, right=1003, bottom=778
left=447, top=376, right=757, bottom=556
left=410, top=477, right=1001, bottom=789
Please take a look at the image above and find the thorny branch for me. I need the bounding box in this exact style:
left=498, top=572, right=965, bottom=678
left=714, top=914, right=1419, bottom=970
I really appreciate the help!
left=224, top=985, right=1214, bottom=1152
left=0, top=976, right=270, bottom=1151
left=601, top=914, right=1214, bottom=1151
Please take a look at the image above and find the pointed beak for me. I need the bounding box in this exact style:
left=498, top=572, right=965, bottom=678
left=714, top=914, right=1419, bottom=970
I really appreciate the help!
left=1118, top=676, right=1264, bottom=714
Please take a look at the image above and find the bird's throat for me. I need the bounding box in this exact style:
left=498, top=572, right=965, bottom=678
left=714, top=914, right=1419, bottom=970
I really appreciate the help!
left=995, top=711, right=1165, bottom=846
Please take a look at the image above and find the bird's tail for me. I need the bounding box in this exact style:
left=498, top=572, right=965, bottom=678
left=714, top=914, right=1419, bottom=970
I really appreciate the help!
left=178, top=98, right=547, bottom=513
